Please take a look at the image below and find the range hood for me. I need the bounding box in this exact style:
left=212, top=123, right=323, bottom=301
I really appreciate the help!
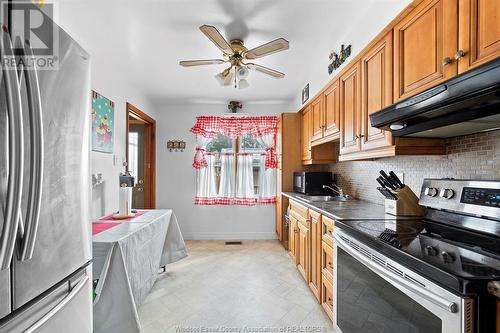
left=370, top=58, right=500, bottom=138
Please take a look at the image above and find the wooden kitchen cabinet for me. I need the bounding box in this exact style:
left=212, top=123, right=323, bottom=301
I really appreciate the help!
left=323, top=79, right=341, bottom=138
left=288, top=214, right=299, bottom=265
left=360, top=31, right=394, bottom=151
left=311, top=96, right=324, bottom=142
left=301, top=106, right=336, bottom=165
left=297, top=220, right=310, bottom=282
left=276, top=113, right=303, bottom=247
left=301, top=106, right=312, bottom=161
left=339, top=61, right=362, bottom=155
left=322, top=216, right=334, bottom=248
left=309, top=210, right=322, bottom=302
left=458, top=0, right=500, bottom=73
left=393, top=0, right=458, bottom=101
left=321, top=274, right=334, bottom=320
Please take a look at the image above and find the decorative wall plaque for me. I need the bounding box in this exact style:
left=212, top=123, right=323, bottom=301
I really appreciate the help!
left=167, top=140, right=186, bottom=152
left=302, top=83, right=309, bottom=105
left=328, top=44, right=352, bottom=74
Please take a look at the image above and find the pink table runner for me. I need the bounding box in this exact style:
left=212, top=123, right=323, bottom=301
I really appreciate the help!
left=92, top=222, right=121, bottom=236
left=99, top=211, right=147, bottom=221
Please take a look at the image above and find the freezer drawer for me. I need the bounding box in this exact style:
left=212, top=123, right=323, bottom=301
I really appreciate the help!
left=0, top=264, right=92, bottom=333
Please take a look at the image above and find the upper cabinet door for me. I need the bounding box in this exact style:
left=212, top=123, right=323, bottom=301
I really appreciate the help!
left=394, top=0, right=458, bottom=101
left=340, top=61, right=362, bottom=155
left=301, top=107, right=312, bottom=161
left=361, top=31, right=394, bottom=151
left=458, top=0, right=500, bottom=73
left=323, top=80, right=340, bottom=137
left=311, top=96, right=324, bottom=141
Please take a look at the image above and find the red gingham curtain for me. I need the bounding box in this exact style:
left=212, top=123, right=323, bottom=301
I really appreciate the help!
left=190, top=116, right=278, bottom=139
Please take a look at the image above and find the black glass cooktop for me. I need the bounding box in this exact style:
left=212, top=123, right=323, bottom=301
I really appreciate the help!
left=338, top=218, right=500, bottom=291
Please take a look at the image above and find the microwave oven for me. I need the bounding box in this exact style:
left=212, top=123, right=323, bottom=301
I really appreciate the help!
left=293, top=172, right=334, bottom=195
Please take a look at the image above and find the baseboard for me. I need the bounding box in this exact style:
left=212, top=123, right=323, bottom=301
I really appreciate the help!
left=183, top=231, right=278, bottom=240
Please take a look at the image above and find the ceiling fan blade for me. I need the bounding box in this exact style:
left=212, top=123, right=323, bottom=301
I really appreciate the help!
left=179, top=59, right=226, bottom=67
left=246, top=63, right=285, bottom=78
left=245, top=38, right=289, bottom=59
left=199, top=25, right=234, bottom=55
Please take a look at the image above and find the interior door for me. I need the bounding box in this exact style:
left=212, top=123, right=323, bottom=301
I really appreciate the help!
left=340, top=62, right=361, bottom=155
left=458, top=0, right=500, bottom=73
left=128, top=122, right=146, bottom=208
left=310, top=96, right=324, bottom=142
left=394, top=0, right=458, bottom=101
left=361, top=31, right=394, bottom=151
left=12, top=26, right=92, bottom=309
left=323, top=80, right=340, bottom=137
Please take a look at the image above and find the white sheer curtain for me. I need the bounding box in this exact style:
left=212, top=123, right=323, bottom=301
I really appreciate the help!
left=218, top=154, right=235, bottom=202
left=195, top=154, right=217, bottom=204
left=235, top=154, right=255, bottom=205
left=193, top=135, right=217, bottom=204
left=255, top=133, right=277, bottom=203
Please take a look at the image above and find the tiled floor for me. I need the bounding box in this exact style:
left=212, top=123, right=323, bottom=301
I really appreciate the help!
left=139, top=240, right=333, bottom=333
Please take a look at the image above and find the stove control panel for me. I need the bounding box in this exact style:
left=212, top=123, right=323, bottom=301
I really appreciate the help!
left=461, top=187, right=500, bottom=207
left=419, top=179, right=500, bottom=220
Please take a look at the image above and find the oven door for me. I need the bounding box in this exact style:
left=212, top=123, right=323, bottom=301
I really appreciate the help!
left=333, top=229, right=474, bottom=333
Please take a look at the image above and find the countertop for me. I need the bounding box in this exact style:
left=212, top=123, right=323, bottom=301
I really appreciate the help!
left=282, top=192, right=394, bottom=221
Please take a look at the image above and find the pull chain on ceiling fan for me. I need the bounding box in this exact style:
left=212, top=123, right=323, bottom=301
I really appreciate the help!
left=179, top=25, right=289, bottom=89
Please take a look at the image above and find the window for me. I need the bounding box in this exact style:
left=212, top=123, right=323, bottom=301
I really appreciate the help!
left=191, top=116, right=278, bottom=206
left=128, top=132, right=139, bottom=179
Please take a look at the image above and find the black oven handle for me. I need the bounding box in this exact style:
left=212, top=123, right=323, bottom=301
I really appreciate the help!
left=333, top=232, right=459, bottom=314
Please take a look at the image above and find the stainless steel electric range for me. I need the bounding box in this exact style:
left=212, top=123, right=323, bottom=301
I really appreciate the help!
left=333, top=179, right=500, bottom=333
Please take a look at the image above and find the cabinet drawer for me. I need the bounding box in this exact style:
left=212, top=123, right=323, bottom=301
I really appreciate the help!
left=322, top=216, right=335, bottom=247
left=322, top=241, right=334, bottom=283
left=289, top=199, right=309, bottom=220
left=321, top=274, right=334, bottom=320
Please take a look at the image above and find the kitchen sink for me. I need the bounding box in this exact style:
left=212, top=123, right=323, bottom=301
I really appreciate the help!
left=297, top=195, right=351, bottom=203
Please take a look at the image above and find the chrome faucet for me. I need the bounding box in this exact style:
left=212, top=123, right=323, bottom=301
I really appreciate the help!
left=323, top=184, right=350, bottom=199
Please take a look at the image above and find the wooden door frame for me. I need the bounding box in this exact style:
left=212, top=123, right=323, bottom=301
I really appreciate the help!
left=126, top=102, right=156, bottom=209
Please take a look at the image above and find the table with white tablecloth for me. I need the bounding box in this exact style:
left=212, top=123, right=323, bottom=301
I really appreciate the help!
left=92, top=209, right=187, bottom=333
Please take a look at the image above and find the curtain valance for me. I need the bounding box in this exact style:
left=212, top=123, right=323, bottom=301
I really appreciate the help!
left=190, top=116, right=278, bottom=139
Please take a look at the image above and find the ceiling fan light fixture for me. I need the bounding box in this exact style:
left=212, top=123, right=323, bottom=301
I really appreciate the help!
left=238, top=79, right=249, bottom=90
left=236, top=65, right=249, bottom=80
left=223, top=70, right=234, bottom=86
left=214, top=73, right=225, bottom=85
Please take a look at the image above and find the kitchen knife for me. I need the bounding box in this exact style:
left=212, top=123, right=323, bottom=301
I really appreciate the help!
left=377, top=187, right=397, bottom=200
left=380, top=170, right=398, bottom=190
left=389, top=171, right=405, bottom=188
left=376, top=177, right=387, bottom=189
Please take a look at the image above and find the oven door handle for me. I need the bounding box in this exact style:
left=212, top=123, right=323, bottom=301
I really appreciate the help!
left=334, top=233, right=459, bottom=314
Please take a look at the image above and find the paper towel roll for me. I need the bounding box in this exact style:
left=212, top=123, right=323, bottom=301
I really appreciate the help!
left=118, top=187, right=132, bottom=217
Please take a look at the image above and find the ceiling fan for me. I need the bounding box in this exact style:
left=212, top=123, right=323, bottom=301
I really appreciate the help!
left=179, top=25, right=289, bottom=89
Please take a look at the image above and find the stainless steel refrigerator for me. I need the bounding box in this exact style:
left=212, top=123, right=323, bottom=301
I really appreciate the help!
left=0, top=3, right=92, bottom=332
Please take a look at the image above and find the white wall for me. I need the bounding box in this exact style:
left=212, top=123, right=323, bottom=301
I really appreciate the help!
left=287, top=0, right=412, bottom=111
left=55, top=4, right=157, bottom=219
left=155, top=102, right=288, bottom=240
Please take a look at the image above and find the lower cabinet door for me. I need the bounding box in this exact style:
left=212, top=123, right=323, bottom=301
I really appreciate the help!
left=309, top=212, right=322, bottom=301
left=289, top=216, right=299, bottom=265
left=322, top=241, right=334, bottom=282
left=297, top=222, right=310, bottom=282
left=321, top=275, right=334, bottom=320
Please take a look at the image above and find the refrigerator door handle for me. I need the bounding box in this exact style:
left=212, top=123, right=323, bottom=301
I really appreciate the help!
left=24, top=274, right=89, bottom=333
left=0, top=28, right=24, bottom=270
left=18, top=39, right=44, bottom=262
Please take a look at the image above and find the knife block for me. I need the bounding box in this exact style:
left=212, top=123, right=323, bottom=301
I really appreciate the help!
left=385, top=186, right=424, bottom=217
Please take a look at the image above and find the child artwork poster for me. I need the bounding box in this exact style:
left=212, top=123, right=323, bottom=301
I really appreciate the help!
left=91, top=91, right=114, bottom=153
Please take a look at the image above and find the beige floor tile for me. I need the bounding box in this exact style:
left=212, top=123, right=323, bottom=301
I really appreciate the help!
left=138, top=240, right=333, bottom=332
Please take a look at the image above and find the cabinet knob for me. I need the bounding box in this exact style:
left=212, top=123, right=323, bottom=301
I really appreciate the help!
left=454, top=50, right=465, bottom=60
left=442, top=57, right=452, bottom=66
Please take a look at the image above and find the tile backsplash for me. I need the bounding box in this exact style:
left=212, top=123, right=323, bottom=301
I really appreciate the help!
left=330, top=130, right=500, bottom=205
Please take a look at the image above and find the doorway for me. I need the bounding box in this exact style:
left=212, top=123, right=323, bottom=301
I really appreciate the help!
left=126, top=103, right=156, bottom=209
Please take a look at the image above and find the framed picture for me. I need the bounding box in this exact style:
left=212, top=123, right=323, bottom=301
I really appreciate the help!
left=302, top=83, right=309, bottom=104
left=91, top=91, right=114, bottom=153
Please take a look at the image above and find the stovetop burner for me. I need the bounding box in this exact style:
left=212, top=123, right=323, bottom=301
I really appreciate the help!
left=340, top=218, right=500, bottom=285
